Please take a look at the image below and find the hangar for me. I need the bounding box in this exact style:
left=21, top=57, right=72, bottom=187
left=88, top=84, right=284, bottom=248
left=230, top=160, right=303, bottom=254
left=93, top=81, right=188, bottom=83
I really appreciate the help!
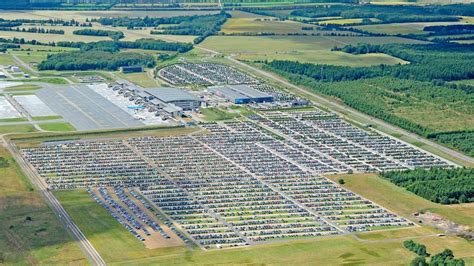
left=209, top=85, right=274, bottom=104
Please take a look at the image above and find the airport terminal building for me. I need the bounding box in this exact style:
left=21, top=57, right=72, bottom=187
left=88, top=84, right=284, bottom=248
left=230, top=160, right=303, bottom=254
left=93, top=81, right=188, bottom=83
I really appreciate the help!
left=144, top=88, right=202, bottom=111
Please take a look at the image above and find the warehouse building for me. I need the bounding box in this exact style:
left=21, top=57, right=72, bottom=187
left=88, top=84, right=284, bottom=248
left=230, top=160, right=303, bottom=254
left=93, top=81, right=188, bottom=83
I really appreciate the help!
left=209, top=85, right=274, bottom=104
left=144, top=88, right=201, bottom=111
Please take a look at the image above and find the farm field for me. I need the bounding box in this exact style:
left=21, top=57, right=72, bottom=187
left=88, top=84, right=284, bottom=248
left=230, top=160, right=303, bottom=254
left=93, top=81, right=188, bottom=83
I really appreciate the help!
left=221, top=18, right=328, bottom=34
left=0, top=146, right=86, bottom=265
left=354, top=21, right=468, bottom=35
left=54, top=188, right=474, bottom=265
left=318, top=18, right=380, bottom=25
left=201, top=35, right=420, bottom=66
left=0, top=25, right=195, bottom=44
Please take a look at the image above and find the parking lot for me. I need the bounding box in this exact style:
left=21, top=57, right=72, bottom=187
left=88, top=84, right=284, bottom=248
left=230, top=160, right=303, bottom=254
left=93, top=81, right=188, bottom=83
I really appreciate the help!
left=19, top=108, right=454, bottom=249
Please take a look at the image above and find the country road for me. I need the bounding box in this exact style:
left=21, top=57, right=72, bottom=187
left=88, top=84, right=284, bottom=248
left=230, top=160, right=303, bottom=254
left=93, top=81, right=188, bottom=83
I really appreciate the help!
left=198, top=49, right=474, bottom=166
left=0, top=135, right=106, bottom=266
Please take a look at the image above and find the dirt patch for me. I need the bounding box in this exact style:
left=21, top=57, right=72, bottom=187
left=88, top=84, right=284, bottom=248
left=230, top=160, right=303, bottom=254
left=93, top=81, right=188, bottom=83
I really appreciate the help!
left=413, top=212, right=473, bottom=241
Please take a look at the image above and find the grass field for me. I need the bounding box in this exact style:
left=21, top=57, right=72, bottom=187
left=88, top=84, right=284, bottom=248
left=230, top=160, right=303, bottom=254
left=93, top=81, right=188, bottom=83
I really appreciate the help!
left=201, top=35, right=421, bottom=66
left=200, top=107, right=239, bottom=121
left=0, top=125, right=36, bottom=134
left=0, top=54, right=16, bottom=66
left=39, top=123, right=75, bottom=132
left=54, top=188, right=474, bottom=265
left=354, top=21, right=468, bottom=35
left=0, top=146, right=86, bottom=264
left=326, top=173, right=474, bottom=228
left=115, top=70, right=162, bottom=88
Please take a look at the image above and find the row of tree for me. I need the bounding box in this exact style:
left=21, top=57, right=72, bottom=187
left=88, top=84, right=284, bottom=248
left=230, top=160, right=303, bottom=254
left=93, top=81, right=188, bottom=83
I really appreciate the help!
left=0, top=27, right=64, bottom=35
left=73, top=29, right=124, bottom=40
left=382, top=168, right=474, bottom=204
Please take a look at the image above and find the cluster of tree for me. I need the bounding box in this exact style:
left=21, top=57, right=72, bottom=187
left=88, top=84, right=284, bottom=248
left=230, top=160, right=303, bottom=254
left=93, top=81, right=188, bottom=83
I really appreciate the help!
left=38, top=50, right=155, bottom=71
left=0, top=43, right=20, bottom=52
left=73, top=29, right=124, bottom=40
left=403, top=241, right=465, bottom=266
left=382, top=168, right=474, bottom=204
left=428, top=131, right=474, bottom=157
left=404, top=240, right=428, bottom=257
left=0, top=157, right=9, bottom=168
left=424, top=24, right=474, bottom=35
left=0, top=27, right=64, bottom=34
left=290, top=4, right=472, bottom=24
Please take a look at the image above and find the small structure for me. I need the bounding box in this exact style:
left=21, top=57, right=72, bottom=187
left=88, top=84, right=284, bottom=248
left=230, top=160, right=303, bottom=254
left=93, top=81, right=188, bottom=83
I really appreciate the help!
left=10, top=66, right=21, bottom=73
left=120, top=66, right=144, bottom=74
left=209, top=85, right=274, bottom=104
left=0, top=71, right=6, bottom=78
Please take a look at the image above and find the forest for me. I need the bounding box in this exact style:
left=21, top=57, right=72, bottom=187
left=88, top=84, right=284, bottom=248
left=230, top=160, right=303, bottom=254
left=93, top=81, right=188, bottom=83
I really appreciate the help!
left=37, top=50, right=155, bottom=71
left=428, top=131, right=474, bottom=157
left=96, top=12, right=229, bottom=44
left=73, top=29, right=124, bottom=40
left=381, top=168, right=474, bottom=204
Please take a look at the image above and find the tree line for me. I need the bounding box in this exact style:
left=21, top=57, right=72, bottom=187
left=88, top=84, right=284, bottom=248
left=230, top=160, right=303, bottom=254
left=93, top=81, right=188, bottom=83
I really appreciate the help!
left=382, top=168, right=473, bottom=204
left=290, top=4, right=471, bottom=24
left=73, top=29, right=124, bottom=40
left=0, top=27, right=64, bottom=35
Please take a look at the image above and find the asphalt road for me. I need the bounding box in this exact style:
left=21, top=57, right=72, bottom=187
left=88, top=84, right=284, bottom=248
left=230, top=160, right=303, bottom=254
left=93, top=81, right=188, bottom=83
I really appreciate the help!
left=1, top=135, right=106, bottom=266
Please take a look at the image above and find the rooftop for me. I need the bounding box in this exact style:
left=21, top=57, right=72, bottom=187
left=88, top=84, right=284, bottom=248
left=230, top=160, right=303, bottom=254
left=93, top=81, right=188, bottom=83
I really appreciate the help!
left=209, top=85, right=272, bottom=100
left=145, top=88, right=200, bottom=103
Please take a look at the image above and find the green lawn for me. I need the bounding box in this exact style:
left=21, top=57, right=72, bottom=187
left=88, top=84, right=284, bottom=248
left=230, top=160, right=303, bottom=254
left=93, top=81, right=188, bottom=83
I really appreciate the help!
left=39, top=123, right=75, bottom=132
left=0, top=54, right=16, bottom=66
left=3, top=85, right=41, bottom=92
left=32, top=116, right=63, bottom=121
left=0, top=118, right=28, bottom=123
left=14, top=78, right=68, bottom=85
left=0, top=125, right=36, bottom=134
left=115, top=70, right=162, bottom=88
left=0, top=146, right=86, bottom=264
left=201, top=35, right=420, bottom=66
left=200, top=107, right=238, bottom=121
